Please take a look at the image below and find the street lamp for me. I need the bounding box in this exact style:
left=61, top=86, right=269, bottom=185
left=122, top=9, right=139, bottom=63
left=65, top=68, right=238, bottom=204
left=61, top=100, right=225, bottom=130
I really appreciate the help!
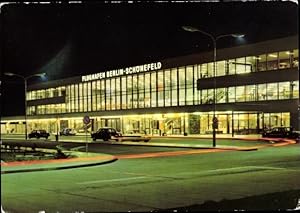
left=4, top=72, right=46, bottom=140
left=182, top=26, right=244, bottom=147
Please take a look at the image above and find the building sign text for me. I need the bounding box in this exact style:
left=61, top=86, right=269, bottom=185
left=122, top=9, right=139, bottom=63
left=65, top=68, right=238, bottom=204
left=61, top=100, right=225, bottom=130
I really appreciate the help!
left=81, top=62, right=162, bottom=82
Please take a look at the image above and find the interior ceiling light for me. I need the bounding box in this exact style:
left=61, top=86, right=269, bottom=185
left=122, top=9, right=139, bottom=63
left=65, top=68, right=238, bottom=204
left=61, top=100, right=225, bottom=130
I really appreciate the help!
left=268, top=54, right=277, bottom=57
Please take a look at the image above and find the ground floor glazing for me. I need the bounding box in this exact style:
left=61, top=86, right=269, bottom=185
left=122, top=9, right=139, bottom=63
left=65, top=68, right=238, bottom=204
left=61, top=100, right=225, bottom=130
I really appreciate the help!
left=1, top=111, right=291, bottom=136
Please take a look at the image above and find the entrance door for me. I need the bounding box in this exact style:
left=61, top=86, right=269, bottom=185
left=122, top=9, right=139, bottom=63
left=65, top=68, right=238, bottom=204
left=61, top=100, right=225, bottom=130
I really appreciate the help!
left=233, top=113, right=260, bottom=135
left=152, top=120, right=160, bottom=135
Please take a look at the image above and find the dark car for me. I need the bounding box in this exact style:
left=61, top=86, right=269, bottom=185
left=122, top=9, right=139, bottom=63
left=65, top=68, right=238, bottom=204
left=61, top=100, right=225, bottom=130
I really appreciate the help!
left=262, top=127, right=300, bottom=139
left=28, top=130, right=50, bottom=139
left=91, top=127, right=122, bottom=141
left=60, top=128, right=77, bottom=136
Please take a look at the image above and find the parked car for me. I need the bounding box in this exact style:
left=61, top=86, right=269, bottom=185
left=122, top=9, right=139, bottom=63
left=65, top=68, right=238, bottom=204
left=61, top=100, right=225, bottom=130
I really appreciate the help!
left=262, top=126, right=300, bottom=139
left=91, top=127, right=122, bottom=141
left=28, top=130, right=50, bottom=139
left=122, top=130, right=151, bottom=142
left=77, top=129, right=91, bottom=133
left=60, top=128, right=77, bottom=136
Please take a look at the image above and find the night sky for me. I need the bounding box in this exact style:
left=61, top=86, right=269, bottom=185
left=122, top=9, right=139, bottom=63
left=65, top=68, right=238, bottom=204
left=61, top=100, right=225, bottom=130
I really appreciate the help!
left=0, top=1, right=298, bottom=116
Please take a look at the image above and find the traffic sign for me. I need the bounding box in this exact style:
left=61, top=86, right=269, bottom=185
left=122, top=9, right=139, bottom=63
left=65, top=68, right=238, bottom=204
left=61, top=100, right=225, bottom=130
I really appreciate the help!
left=212, top=117, right=218, bottom=129
left=83, top=115, right=90, bottom=124
left=213, top=117, right=218, bottom=123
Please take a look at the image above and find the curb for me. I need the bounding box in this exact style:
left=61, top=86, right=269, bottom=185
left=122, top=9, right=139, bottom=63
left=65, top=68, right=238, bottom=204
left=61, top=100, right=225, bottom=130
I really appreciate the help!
left=1, top=157, right=118, bottom=174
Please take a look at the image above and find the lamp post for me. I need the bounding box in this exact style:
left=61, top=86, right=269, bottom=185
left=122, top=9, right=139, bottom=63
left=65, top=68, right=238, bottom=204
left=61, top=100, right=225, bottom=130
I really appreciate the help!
left=182, top=26, right=244, bottom=147
left=4, top=72, right=46, bottom=140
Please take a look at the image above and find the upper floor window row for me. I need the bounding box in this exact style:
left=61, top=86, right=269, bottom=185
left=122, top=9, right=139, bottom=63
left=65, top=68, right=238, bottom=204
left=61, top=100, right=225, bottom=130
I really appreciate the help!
left=198, top=49, right=298, bottom=78
left=27, top=49, right=298, bottom=101
left=27, top=86, right=66, bottom=101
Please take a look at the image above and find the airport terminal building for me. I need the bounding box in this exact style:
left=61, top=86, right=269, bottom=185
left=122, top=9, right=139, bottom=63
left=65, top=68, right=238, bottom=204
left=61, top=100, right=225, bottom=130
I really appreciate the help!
left=2, top=35, right=299, bottom=136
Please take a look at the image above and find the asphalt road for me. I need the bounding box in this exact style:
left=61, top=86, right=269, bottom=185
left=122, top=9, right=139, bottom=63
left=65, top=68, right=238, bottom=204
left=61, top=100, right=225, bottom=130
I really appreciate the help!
left=60, top=140, right=194, bottom=154
left=1, top=139, right=300, bottom=212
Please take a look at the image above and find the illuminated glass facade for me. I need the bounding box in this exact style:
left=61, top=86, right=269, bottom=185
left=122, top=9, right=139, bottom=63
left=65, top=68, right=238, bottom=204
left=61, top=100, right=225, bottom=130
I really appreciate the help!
left=2, top=36, right=299, bottom=136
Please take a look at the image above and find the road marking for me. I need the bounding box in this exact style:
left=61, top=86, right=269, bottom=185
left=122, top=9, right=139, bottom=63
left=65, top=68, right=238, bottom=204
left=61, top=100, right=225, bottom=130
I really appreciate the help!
left=174, top=165, right=297, bottom=177
left=76, top=176, right=148, bottom=185
left=104, top=166, right=299, bottom=184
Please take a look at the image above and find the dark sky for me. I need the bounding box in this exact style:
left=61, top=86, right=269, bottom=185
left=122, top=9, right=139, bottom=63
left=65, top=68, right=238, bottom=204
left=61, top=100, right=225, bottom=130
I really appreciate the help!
left=0, top=1, right=298, bottom=116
